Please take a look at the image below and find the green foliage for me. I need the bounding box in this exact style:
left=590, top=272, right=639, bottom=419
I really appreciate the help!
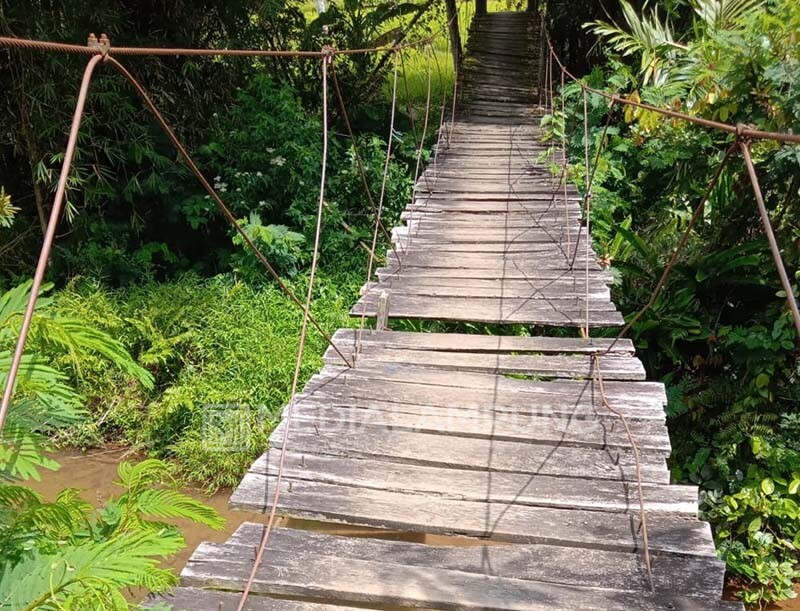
left=0, top=280, right=219, bottom=608
left=232, top=215, right=306, bottom=279
left=561, top=0, right=800, bottom=603
left=0, top=0, right=429, bottom=285
left=52, top=270, right=361, bottom=491
left=0, top=458, right=223, bottom=610
left=1, top=281, right=152, bottom=481
left=705, top=432, right=800, bottom=604
left=0, top=188, right=18, bottom=229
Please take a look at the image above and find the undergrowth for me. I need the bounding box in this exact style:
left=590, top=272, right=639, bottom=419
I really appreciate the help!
left=51, top=268, right=363, bottom=492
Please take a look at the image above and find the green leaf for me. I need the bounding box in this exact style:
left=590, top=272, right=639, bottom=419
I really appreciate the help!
left=761, top=478, right=775, bottom=495
left=748, top=516, right=763, bottom=533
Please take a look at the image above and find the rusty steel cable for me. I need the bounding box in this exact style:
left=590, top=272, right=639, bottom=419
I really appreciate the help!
left=568, top=98, right=617, bottom=270
left=105, top=55, right=351, bottom=367
left=399, top=44, right=435, bottom=261
left=355, top=50, right=401, bottom=361
left=560, top=68, right=571, bottom=256
left=740, top=140, right=800, bottom=338
left=329, top=58, right=401, bottom=266
left=591, top=353, right=655, bottom=593
left=582, top=89, right=591, bottom=335
left=0, top=34, right=325, bottom=57
left=606, top=142, right=739, bottom=353
left=0, top=54, right=104, bottom=436
left=0, top=4, right=451, bottom=61
left=408, top=51, right=450, bottom=255
left=234, top=51, right=333, bottom=611
left=399, top=47, right=420, bottom=149
left=412, top=46, right=435, bottom=208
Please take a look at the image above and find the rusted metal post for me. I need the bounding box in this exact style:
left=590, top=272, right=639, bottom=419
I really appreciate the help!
left=740, top=140, right=800, bottom=339
left=0, top=52, right=104, bottom=436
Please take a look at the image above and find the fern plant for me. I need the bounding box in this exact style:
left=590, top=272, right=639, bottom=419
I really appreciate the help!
left=0, top=282, right=210, bottom=608
left=0, top=459, right=224, bottom=610
left=0, top=280, right=153, bottom=481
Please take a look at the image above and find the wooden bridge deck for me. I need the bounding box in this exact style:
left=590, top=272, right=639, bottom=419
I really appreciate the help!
left=152, top=11, right=741, bottom=611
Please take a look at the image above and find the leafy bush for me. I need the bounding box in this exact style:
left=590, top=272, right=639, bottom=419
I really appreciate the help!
left=232, top=215, right=306, bottom=279
left=553, top=0, right=800, bottom=603
left=705, top=430, right=800, bottom=605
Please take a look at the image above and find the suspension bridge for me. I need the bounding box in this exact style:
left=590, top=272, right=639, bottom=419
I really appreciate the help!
left=149, top=10, right=741, bottom=611
left=7, top=2, right=800, bottom=609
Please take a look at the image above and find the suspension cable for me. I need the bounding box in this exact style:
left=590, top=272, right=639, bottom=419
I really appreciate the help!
left=568, top=97, right=617, bottom=270
left=0, top=55, right=104, bottom=436
left=592, top=353, right=655, bottom=592
left=0, top=5, right=452, bottom=60
left=740, top=140, right=800, bottom=338
left=234, top=49, right=332, bottom=611
left=560, top=68, right=571, bottom=256
left=355, top=49, right=401, bottom=360
left=582, top=89, right=591, bottom=336
left=329, top=58, right=402, bottom=266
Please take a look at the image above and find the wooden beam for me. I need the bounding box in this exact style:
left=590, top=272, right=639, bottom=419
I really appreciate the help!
left=444, top=0, right=462, bottom=70
left=476, top=0, right=487, bottom=15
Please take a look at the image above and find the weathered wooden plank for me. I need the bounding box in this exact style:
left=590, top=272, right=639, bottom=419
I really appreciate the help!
left=376, top=265, right=613, bottom=284
left=181, top=541, right=742, bottom=611
left=323, top=345, right=645, bottom=380
left=225, top=524, right=728, bottom=598
left=351, top=293, right=624, bottom=327
left=398, top=219, right=580, bottom=231
left=244, top=451, right=696, bottom=513
left=269, top=421, right=669, bottom=483
left=280, top=404, right=670, bottom=454
left=364, top=277, right=611, bottom=299
left=331, top=329, right=634, bottom=354
left=293, top=388, right=663, bottom=426
left=294, top=374, right=665, bottom=428
left=315, top=361, right=666, bottom=403
left=146, top=588, right=369, bottom=611
left=229, top=477, right=716, bottom=557
left=386, top=252, right=603, bottom=272
left=393, top=229, right=585, bottom=245
left=299, top=376, right=666, bottom=422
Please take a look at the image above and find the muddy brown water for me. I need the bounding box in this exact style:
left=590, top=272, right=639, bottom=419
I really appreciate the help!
left=27, top=449, right=800, bottom=610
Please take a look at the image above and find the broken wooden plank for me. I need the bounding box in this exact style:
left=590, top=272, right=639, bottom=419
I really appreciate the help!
left=229, top=477, right=716, bottom=557
left=226, top=524, right=728, bottom=598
